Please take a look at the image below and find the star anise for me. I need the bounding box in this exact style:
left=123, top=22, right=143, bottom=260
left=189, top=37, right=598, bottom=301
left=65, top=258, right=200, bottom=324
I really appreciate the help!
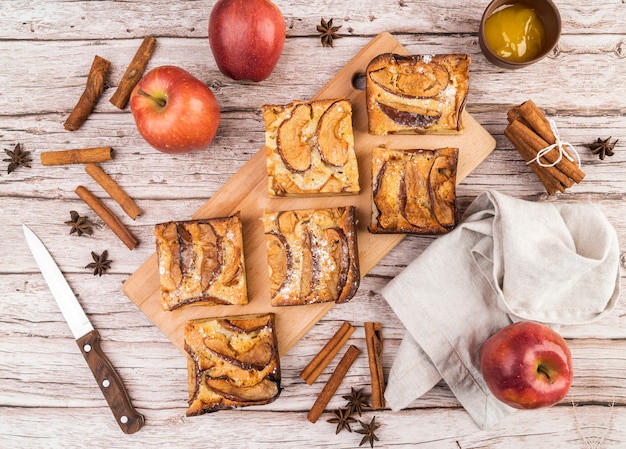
left=3, top=143, right=32, bottom=174
left=65, top=210, right=94, bottom=236
left=342, top=387, right=370, bottom=417
left=317, top=18, right=342, bottom=48
left=86, top=250, right=112, bottom=276
left=327, top=407, right=357, bottom=434
left=355, top=416, right=380, bottom=448
left=587, top=136, right=618, bottom=160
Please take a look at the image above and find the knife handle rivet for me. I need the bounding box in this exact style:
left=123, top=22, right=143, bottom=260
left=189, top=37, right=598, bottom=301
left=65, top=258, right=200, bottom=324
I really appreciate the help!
left=102, top=379, right=110, bottom=388
left=120, top=416, right=129, bottom=424
left=83, top=344, right=92, bottom=353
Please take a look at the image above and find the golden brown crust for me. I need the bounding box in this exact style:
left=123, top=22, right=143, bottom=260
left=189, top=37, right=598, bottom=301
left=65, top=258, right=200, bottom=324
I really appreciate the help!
left=261, top=98, right=360, bottom=196
left=262, top=206, right=360, bottom=306
left=184, top=313, right=281, bottom=416
left=366, top=53, right=470, bottom=135
left=154, top=213, right=248, bottom=311
left=370, top=147, right=459, bottom=234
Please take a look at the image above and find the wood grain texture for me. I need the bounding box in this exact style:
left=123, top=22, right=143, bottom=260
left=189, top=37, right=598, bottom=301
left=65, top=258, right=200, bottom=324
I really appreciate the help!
left=1, top=1, right=625, bottom=447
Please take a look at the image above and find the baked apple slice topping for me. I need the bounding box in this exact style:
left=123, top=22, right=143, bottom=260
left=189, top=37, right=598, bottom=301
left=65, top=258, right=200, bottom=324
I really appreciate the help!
left=278, top=210, right=299, bottom=235
left=316, top=100, right=352, bottom=167
left=299, top=230, right=315, bottom=298
left=429, top=154, right=457, bottom=227
left=368, top=61, right=450, bottom=98
left=219, top=237, right=242, bottom=286
left=375, top=101, right=441, bottom=128
left=266, top=232, right=292, bottom=296
left=221, top=315, right=271, bottom=333
left=323, top=227, right=349, bottom=300
left=403, top=154, right=433, bottom=229
left=373, top=159, right=405, bottom=230
left=198, top=223, right=220, bottom=290
left=276, top=103, right=312, bottom=172
left=205, top=378, right=280, bottom=403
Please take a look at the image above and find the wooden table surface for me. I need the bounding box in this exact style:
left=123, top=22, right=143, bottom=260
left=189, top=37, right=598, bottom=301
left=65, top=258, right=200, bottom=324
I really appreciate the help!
left=1, top=1, right=625, bottom=447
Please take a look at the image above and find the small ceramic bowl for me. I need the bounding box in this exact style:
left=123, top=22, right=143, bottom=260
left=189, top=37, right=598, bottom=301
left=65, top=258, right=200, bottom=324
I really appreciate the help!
left=478, top=0, right=562, bottom=69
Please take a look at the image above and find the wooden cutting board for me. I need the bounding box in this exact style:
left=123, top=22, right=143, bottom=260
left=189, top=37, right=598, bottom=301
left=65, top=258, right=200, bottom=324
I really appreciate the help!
left=122, top=32, right=496, bottom=356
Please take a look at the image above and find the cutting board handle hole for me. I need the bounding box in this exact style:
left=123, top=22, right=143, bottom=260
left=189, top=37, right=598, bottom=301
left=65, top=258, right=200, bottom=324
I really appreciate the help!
left=352, top=71, right=366, bottom=91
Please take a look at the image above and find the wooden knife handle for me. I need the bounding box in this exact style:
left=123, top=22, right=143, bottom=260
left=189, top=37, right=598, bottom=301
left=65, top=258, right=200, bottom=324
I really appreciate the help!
left=76, top=330, right=145, bottom=434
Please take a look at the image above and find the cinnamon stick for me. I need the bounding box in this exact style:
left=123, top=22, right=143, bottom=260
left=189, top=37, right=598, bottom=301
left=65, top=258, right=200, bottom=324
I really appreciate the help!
left=85, top=163, right=142, bottom=220
left=517, top=100, right=556, bottom=144
left=40, top=147, right=113, bottom=166
left=300, top=321, right=354, bottom=385
left=307, top=345, right=360, bottom=423
left=75, top=185, right=138, bottom=250
left=364, top=322, right=385, bottom=410
left=64, top=55, right=111, bottom=131
left=109, top=36, right=157, bottom=109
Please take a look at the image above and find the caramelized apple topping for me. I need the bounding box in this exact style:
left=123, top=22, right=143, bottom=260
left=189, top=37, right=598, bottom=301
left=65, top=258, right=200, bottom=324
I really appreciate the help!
left=323, top=227, right=349, bottom=299
left=429, top=154, right=457, bottom=226
left=403, top=154, right=434, bottom=229
left=205, top=378, right=279, bottom=403
left=198, top=223, right=220, bottom=290
left=369, top=62, right=450, bottom=98
left=373, top=160, right=405, bottom=231
left=277, top=103, right=313, bottom=172
left=376, top=101, right=441, bottom=128
left=317, top=100, right=352, bottom=167
left=266, top=232, right=291, bottom=296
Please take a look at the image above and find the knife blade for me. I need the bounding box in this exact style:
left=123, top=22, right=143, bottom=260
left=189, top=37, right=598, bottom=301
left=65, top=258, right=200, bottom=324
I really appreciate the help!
left=22, top=225, right=145, bottom=434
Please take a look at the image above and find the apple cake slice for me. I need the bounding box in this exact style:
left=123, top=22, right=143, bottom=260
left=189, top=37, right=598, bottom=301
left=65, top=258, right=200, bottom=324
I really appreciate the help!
left=370, top=147, right=459, bottom=234
left=262, top=206, right=360, bottom=306
left=261, top=98, right=360, bottom=196
left=184, top=313, right=281, bottom=415
left=154, top=213, right=248, bottom=311
left=366, top=53, right=470, bottom=135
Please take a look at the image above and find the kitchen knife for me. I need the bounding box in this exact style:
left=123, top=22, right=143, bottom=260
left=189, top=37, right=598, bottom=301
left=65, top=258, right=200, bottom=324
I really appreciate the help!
left=22, top=224, right=144, bottom=434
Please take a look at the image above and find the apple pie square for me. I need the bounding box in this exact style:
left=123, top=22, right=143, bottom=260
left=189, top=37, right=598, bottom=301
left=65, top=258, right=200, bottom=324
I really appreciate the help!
left=154, top=213, right=248, bottom=311
left=370, top=147, right=459, bottom=234
left=262, top=206, right=360, bottom=306
left=184, top=313, right=281, bottom=415
left=261, top=98, right=360, bottom=196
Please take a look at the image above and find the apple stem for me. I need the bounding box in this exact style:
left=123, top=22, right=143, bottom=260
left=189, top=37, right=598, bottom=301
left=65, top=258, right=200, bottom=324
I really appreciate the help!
left=137, top=88, right=167, bottom=108
left=537, top=365, right=554, bottom=384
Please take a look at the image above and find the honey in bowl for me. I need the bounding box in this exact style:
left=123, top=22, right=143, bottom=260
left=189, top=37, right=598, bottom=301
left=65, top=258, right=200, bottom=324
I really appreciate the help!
left=483, top=4, right=546, bottom=63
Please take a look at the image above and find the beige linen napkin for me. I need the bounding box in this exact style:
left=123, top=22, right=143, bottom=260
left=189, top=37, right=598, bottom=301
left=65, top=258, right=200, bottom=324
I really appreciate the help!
left=381, top=190, right=621, bottom=429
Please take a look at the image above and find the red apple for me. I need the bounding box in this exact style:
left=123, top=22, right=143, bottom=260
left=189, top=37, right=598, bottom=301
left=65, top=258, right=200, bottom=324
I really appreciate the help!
left=209, top=0, right=285, bottom=82
left=129, top=66, right=220, bottom=154
left=479, top=321, right=573, bottom=409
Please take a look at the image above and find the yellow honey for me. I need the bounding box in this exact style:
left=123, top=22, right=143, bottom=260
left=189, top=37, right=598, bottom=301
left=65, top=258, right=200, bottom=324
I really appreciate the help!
left=484, top=3, right=546, bottom=62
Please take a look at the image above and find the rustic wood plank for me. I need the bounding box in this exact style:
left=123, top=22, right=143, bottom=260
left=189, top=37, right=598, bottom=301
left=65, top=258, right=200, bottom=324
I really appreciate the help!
left=2, top=0, right=625, bottom=40
left=2, top=34, right=626, bottom=115
left=2, top=0, right=626, bottom=447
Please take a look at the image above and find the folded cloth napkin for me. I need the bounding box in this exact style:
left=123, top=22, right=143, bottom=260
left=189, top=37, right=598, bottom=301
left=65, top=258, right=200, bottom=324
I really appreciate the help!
left=381, top=190, right=621, bottom=429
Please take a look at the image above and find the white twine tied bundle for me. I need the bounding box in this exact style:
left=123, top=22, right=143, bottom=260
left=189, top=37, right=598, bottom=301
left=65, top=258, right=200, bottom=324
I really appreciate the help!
left=527, top=119, right=581, bottom=168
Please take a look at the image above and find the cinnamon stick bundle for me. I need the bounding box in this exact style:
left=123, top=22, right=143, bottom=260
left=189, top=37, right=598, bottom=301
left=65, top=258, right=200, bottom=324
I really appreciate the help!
left=85, top=163, right=141, bottom=220
left=75, top=185, right=138, bottom=250
left=307, top=345, right=360, bottom=423
left=364, top=322, right=385, bottom=410
left=64, top=55, right=111, bottom=131
left=109, top=36, right=157, bottom=109
left=505, top=100, right=585, bottom=195
left=300, top=321, right=354, bottom=385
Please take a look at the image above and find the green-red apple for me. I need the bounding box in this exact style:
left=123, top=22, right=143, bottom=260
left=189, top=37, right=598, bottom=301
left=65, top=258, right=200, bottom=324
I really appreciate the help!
left=479, top=321, right=573, bottom=409
left=209, top=0, right=285, bottom=82
left=130, top=66, right=220, bottom=154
